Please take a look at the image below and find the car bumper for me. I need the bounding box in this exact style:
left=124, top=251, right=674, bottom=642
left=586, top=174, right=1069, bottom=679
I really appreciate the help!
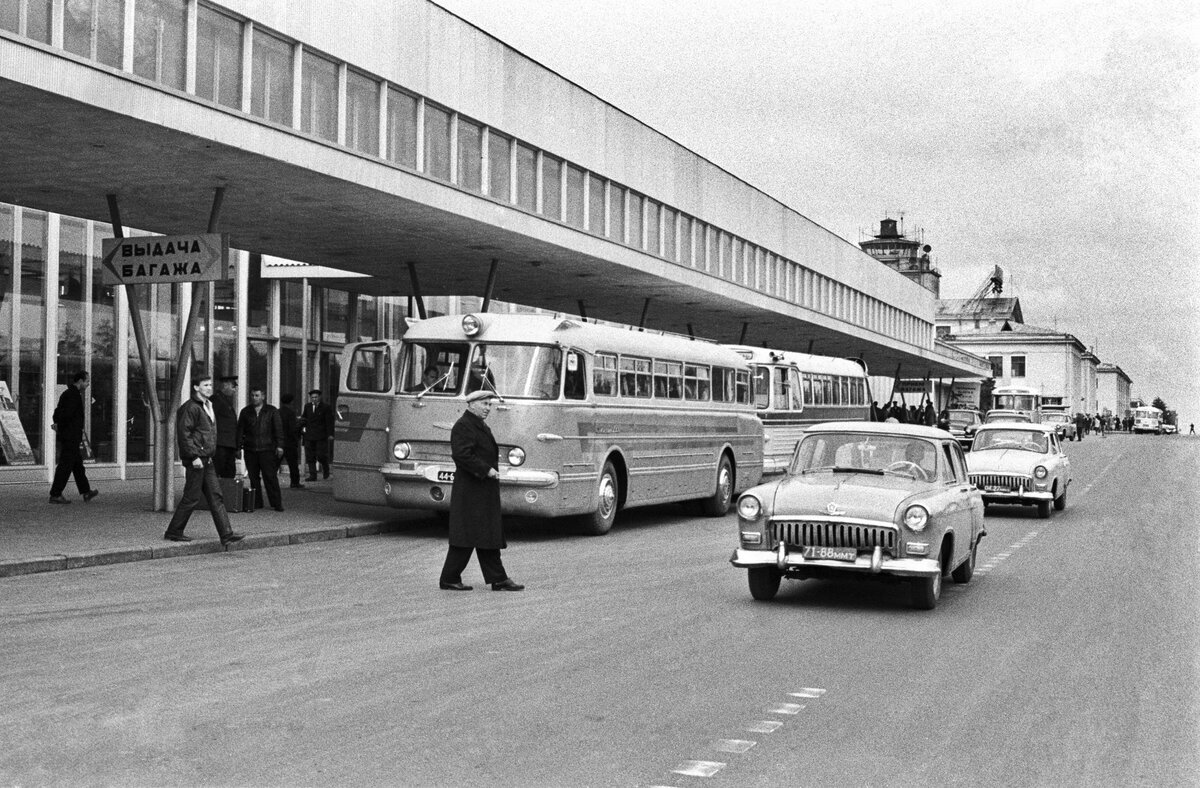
left=730, top=546, right=940, bottom=578
left=979, top=489, right=1054, bottom=503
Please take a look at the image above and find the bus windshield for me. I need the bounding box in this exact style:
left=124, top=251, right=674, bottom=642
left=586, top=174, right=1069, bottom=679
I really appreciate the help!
left=995, top=394, right=1038, bottom=411
left=468, top=344, right=563, bottom=400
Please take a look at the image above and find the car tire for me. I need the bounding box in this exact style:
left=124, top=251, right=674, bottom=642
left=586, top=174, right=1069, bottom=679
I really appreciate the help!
left=1054, top=485, right=1067, bottom=511
left=911, top=569, right=941, bottom=610
left=748, top=567, right=781, bottom=601
left=577, top=461, right=619, bottom=536
left=700, top=455, right=734, bottom=517
left=1037, top=499, right=1051, bottom=519
left=951, top=539, right=976, bottom=583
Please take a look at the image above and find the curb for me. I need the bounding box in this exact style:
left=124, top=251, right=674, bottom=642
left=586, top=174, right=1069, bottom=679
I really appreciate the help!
left=0, top=518, right=404, bottom=578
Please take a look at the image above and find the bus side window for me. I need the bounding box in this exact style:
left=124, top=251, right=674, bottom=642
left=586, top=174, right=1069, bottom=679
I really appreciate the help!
left=754, top=367, right=771, bottom=409
left=565, top=352, right=586, bottom=400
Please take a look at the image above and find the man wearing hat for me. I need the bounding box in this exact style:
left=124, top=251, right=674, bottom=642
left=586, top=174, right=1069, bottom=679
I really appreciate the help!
left=212, top=375, right=240, bottom=479
left=439, top=390, right=524, bottom=592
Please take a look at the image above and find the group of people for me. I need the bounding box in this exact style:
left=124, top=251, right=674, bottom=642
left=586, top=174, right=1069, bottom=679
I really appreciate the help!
left=165, top=376, right=335, bottom=542
left=870, top=400, right=940, bottom=426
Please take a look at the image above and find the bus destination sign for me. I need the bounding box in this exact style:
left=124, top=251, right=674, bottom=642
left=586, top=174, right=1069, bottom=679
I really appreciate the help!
left=100, top=233, right=229, bottom=286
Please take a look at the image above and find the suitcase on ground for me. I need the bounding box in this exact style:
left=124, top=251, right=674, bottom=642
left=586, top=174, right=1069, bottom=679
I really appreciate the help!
left=198, top=476, right=244, bottom=512
left=241, top=483, right=256, bottom=513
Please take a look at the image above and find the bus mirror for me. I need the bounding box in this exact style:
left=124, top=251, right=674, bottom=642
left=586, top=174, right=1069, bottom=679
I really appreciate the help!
left=567, top=353, right=578, bottom=372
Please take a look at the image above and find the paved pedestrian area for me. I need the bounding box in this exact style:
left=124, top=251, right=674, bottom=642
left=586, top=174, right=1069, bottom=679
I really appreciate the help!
left=0, top=476, right=429, bottom=578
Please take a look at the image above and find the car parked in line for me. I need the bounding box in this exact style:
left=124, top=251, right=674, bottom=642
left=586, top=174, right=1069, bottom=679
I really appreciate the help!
left=984, top=409, right=1033, bottom=424
left=946, top=408, right=984, bottom=450
left=966, top=424, right=1071, bottom=519
left=731, top=422, right=986, bottom=610
left=1040, top=409, right=1076, bottom=441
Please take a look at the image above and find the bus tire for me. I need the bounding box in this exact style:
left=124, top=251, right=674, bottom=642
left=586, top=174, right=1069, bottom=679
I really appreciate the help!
left=700, top=455, right=734, bottom=517
left=578, top=461, right=619, bottom=536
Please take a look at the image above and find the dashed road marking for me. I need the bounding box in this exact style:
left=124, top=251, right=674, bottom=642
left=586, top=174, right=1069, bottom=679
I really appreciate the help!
left=976, top=530, right=1040, bottom=575
left=768, top=702, right=805, bottom=714
left=790, top=687, right=827, bottom=698
left=671, top=760, right=725, bottom=777
left=745, top=720, right=784, bottom=733
left=713, top=739, right=757, bottom=753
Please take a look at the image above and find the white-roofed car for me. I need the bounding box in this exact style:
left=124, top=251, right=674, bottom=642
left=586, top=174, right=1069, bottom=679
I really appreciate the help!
left=1040, top=409, right=1076, bottom=441
left=966, top=424, right=1071, bottom=519
left=984, top=409, right=1032, bottom=424
left=730, top=422, right=986, bottom=610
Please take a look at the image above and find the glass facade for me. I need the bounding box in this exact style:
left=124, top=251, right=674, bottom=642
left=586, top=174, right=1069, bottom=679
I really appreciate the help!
left=64, top=0, right=124, bottom=68
left=251, top=28, right=293, bottom=125
left=196, top=4, right=242, bottom=110
left=345, top=69, right=379, bottom=156
left=301, top=49, right=338, bottom=142
left=133, top=0, right=187, bottom=90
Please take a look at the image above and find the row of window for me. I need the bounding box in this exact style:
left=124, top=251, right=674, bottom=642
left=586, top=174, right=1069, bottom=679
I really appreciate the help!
left=751, top=366, right=869, bottom=410
left=988, top=355, right=1026, bottom=378
left=592, top=353, right=750, bottom=404
left=1, top=0, right=931, bottom=348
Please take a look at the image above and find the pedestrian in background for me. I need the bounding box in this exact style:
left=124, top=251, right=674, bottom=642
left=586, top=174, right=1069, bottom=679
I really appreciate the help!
left=922, top=401, right=936, bottom=427
left=163, top=374, right=244, bottom=546
left=278, top=393, right=304, bottom=489
left=300, top=389, right=334, bottom=481
left=48, top=370, right=98, bottom=505
left=237, top=386, right=285, bottom=512
left=439, top=390, right=523, bottom=592
left=212, top=375, right=239, bottom=479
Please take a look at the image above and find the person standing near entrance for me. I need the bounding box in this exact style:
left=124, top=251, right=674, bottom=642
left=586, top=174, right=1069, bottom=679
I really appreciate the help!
left=164, top=374, right=244, bottom=545
left=48, top=370, right=98, bottom=505
left=211, top=376, right=239, bottom=478
left=236, top=386, right=285, bottom=512
left=300, top=389, right=334, bottom=481
left=278, top=393, right=304, bottom=489
left=438, top=390, right=523, bottom=592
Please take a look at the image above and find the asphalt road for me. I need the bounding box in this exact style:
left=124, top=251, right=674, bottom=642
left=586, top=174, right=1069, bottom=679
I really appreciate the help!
left=2, top=434, right=1197, bottom=787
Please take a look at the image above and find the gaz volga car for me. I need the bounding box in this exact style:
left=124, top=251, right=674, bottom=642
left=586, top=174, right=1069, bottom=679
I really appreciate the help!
left=966, top=424, right=1071, bottom=518
left=730, top=423, right=986, bottom=610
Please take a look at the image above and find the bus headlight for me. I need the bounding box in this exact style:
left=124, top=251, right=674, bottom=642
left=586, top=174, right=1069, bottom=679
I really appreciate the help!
left=737, top=495, right=762, bottom=520
left=904, top=505, right=929, bottom=532
left=1034, top=465, right=1048, bottom=479
left=507, top=447, right=526, bottom=466
left=393, top=441, right=411, bottom=460
left=461, top=314, right=481, bottom=336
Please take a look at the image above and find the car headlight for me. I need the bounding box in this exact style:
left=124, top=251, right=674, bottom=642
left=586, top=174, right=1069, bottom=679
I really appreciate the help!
left=507, top=447, right=526, bottom=466
left=1034, top=465, right=1048, bottom=479
left=393, top=441, right=411, bottom=460
left=904, top=505, right=929, bottom=532
left=461, top=314, right=481, bottom=336
left=737, top=495, right=762, bottom=520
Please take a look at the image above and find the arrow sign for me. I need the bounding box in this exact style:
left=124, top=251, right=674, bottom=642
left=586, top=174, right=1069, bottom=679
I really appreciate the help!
left=100, top=234, right=229, bottom=286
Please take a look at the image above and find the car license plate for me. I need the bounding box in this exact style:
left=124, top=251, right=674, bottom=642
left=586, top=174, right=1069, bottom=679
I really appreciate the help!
left=436, top=470, right=455, bottom=482
left=984, top=484, right=1009, bottom=492
left=803, top=546, right=857, bottom=562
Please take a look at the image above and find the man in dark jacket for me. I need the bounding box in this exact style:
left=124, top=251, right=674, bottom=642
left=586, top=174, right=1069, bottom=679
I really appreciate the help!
left=236, top=386, right=285, bottom=512
left=438, top=390, right=523, bottom=592
left=211, top=376, right=239, bottom=478
left=49, top=370, right=98, bottom=504
left=163, top=375, right=244, bottom=545
left=278, top=393, right=304, bottom=489
left=300, top=389, right=334, bottom=480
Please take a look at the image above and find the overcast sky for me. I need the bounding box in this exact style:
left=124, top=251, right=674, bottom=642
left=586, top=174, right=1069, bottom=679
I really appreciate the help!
left=435, top=0, right=1199, bottom=420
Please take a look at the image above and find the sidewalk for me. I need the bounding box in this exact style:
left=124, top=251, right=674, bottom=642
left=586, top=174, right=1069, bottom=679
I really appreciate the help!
left=1, top=476, right=430, bottom=578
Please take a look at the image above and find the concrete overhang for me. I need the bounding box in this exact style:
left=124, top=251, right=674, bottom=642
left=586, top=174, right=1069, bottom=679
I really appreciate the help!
left=0, top=36, right=988, bottom=380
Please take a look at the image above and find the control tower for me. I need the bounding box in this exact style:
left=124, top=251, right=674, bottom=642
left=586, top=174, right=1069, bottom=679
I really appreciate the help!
left=860, top=217, right=941, bottom=297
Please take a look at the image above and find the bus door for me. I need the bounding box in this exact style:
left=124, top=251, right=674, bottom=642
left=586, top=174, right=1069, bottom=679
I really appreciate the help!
left=333, top=340, right=400, bottom=505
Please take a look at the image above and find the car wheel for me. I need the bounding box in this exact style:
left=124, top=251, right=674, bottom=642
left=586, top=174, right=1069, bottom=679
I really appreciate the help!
left=700, top=455, right=734, bottom=516
left=911, top=569, right=942, bottom=610
left=577, top=461, right=619, bottom=536
left=951, top=539, right=976, bottom=583
left=1037, top=499, right=1051, bottom=519
left=1054, top=484, right=1067, bottom=511
left=748, top=567, right=781, bottom=601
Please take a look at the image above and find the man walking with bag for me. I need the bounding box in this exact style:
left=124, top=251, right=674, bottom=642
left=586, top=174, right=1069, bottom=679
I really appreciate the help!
left=164, top=374, right=245, bottom=546
left=48, top=370, right=98, bottom=505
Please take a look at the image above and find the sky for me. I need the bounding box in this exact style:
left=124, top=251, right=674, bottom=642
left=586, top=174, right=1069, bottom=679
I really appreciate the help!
left=434, top=0, right=1199, bottom=421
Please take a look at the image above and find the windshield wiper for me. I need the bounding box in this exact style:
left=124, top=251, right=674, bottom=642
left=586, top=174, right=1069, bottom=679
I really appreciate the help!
left=802, top=466, right=884, bottom=476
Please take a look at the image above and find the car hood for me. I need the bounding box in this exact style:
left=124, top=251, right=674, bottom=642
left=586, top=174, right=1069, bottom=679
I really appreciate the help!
left=967, top=450, right=1045, bottom=474
left=763, top=473, right=922, bottom=520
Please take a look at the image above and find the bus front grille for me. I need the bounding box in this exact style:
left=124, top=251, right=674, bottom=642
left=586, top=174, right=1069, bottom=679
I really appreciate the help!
left=409, top=441, right=454, bottom=462
left=770, top=520, right=896, bottom=551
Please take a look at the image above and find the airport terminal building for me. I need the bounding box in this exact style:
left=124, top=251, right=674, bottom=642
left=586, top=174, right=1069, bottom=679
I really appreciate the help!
left=0, top=0, right=988, bottom=485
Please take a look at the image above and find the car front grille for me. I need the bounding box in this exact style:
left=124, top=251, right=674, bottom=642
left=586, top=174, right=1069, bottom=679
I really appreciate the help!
left=770, top=520, right=897, bottom=552
left=969, top=474, right=1029, bottom=491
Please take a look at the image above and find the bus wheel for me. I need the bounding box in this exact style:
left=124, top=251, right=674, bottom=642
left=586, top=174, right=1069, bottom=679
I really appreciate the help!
left=701, top=455, right=734, bottom=517
left=578, top=461, right=619, bottom=536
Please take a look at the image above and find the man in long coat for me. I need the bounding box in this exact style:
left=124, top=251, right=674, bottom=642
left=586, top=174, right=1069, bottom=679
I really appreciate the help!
left=300, top=389, right=334, bottom=480
left=211, top=376, right=239, bottom=478
left=438, top=390, right=523, bottom=592
left=48, top=370, right=98, bottom=504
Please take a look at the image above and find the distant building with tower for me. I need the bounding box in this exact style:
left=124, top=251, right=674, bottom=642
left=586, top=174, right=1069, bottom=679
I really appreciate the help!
left=859, top=217, right=941, bottom=297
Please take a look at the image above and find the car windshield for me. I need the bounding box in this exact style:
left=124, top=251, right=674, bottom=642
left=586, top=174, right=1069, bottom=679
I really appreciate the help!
left=948, top=412, right=977, bottom=427
left=986, top=412, right=1030, bottom=423
left=973, top=430, right=1048, bottom=453
left=1043, top=413, right=1068, bottom=423
left=791, top=432, right=938, bottom=480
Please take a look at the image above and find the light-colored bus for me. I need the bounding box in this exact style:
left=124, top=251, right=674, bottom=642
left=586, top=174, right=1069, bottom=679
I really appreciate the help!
left=990, top=385, right=1042, bottom=422
left=726, top=345, right=871, bottom=474
left=333, top=313, right=764, bottom=534
left=1131, top=405, right=1164, bottom=435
